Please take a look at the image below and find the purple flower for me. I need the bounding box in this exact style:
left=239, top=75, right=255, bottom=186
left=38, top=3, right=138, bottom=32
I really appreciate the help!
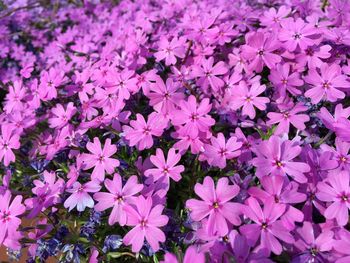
left=240, top=197, right=294, bottom=255
left=186, top=176, right=241, bottom=236
left=252, top=136, right=310, bottom=183
left=123, top=196, right=168, bottom=252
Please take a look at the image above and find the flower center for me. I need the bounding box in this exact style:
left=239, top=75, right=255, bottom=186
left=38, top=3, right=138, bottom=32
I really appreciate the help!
left=140, top=219, right=147, bottom=227
left=219, top=148, right=227, bottom=156
left=143, top=126, right=151, bottom=135
left=310, top=247, right=318, bottom=257
left=115, top=196, right=123, bottom=203
left=340, top=156, right=347, bottom=163
left=1, top=211, right=10, bottom=222
left=293, top=33, right=302, bottom=39
left=283, top=112, right=289, bottom=119
left=213, top=202, right=219, bottom=209
left=322, top=82, right=330, bottom=89
left=261, top=222, right=268, bottom=229
left=257, top=50, right=264, bottom=56
left=190, top=113, right=199, bottom=121
left=275, top=160, right=283, bottom=168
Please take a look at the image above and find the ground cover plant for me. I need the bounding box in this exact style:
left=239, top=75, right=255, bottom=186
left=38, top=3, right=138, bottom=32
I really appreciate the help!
left=0, top=0, right=350, bottom=262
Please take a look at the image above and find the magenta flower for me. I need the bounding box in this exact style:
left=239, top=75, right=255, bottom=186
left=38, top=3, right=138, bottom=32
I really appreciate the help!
left=80, top=137, right=120, bottom=181
left=25, top=171, right=64, bottom=218
left=148, top=77, right=185, bottom=115
left=123, top=196, right=168, bottom=252
left=279, top=18, right=317, bottom=51
left=318, top=104, right=350, bottom=131
left=106, top=69, right=138, bottom=101
left=294, top=222, right=334, bottom=262
left=49, top=102, right=77, bottom=128
left=320, top=138, right=350, bottom=171
left=186, top=176, right=241, bottom=236
left=229, top=230, right=272, bottom=263
left=202, top=133, right=242, bottom=169
left=64, top=180, right=101, bottom=212
left=267, top=103, right=310, bottom=135
left=240, top=197, right=294, bottom=255
left=171, top=95, right=215, bottom=137
left=154, top=37, right=186, bottom=66
left=296, top=45, right=332, bottom=69
left=123, top=112, right=167, bottom=150
left=269, top=63, right=304, bottom=99
left=260, top=6, right=291, bottom=28
left=39, top=67, right=66, bottom=101
left=191, top=57, right=228, bottom=92
left=94, top=173, right=143, bottom=226
left=228, top=81, right=269, bottom=119
left=162, top=245, right=205, bottom=263
left=0, top=124, right=20, bottom=166
left=304, top=63, right=349, bottom=104
left=252, top=136, right=310, bottom=183
left=316, top=171, right=350, bottom=226
left=242, top=32, right=281, bottom=72
left=333, top=229, right=350, bottom=263
left=144, top=148, right=184, bottom=182
left=248, top=175, right=306, bottom=229
left=4, top=80, right=26, bottom=114
left=0, top=191, right=25, bottom=247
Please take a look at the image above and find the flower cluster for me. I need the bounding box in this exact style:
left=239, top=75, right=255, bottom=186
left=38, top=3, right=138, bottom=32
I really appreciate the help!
left=0, top=0, right=350, bottom=262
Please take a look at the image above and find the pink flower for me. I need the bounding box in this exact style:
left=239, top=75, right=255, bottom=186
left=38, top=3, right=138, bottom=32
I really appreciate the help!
left=39, top=67, right=66, bottom=101
left=316, top=171, right=350, bottom=226
left=212, top=23, right=237, bottom=46
left=4, top=80, right=26, bottom=114
left=144, top=148, right=184, bottom=182
left=228, top=81, right=270, bottom=119
left=320, top=138, right=350, bottom=171
left=173, top=133, right=204, bottom=155
left=248, top=175, right=306, bottom=230
left=296, top=45, right=332, bottom=69
left=304, top=63, right=349, bottom=104
left=49, top=102, right=77, bottom=128
left=0, top=191, right=25, bottom=247
left=269, top=63, right=304, bottom=98
left=123, top=196, right=168, bottom=252
left=240, top=197, right=294, bottom=255
left=279, top=18, right=317, bottom=51
left=318, top=104, right=350, bottom=131
left=202, top=133, right=242, bottom=169
left=94, top=173, right=143, bottom=226
left=154, top=37, right=186, bottom=66
left=191, top=57, right=228, bottom=92
left=242, top=32, right=281, bottom=72
left=25, top=171, right=64, bottom=218
left=267, top=103, right=310, bottom=135
left=161, top=245, right=205, bottom=263
left=171, top=95, right=215, bottom=137
left=0, top=124, right=20, bottom=166
left=107, top=69, right=138, bottom=101
left=123, top=112, right=167, bottom=150
left=64, top=180, right=101, bottom=212
left=260, top=6, right=291, bottom=28
left=252, top=136, right=310, bottom=183
left=148, top=77, right=185, bottom=115
left=80, top=137, right=120, bottom=181
left=333, top=229, right=350, bottom=263
left=186, top=176, right=241, bottom=236
left=294, top=222, right=334, bottom=262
